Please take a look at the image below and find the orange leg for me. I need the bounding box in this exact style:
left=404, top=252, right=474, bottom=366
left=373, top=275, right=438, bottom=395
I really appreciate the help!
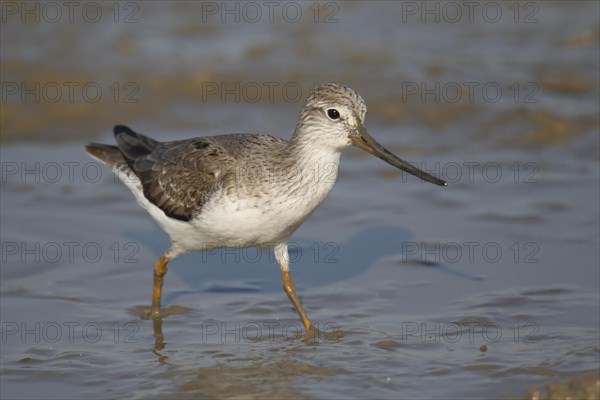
left=151, top=256, right=169, bottom=316
left=281, top=270, right=312, bottom=331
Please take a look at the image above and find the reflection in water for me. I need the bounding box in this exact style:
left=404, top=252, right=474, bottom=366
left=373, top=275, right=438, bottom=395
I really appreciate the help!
left=145, top=317, right=351, bottom=398
left=146, top=311, right=350, bottom=361
left=129, top=305, right=194, bottom=362
left=151, top=317, right=166, bottom=359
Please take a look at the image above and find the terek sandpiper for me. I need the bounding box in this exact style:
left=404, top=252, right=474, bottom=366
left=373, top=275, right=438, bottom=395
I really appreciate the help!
left=86, top=83, right=446, bottom=331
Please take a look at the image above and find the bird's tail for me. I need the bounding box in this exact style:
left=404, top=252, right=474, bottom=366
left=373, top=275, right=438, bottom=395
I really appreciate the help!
left=113, top=125, right=159, bottom=161
left=85, top=142, right=124, bottom=168
left=85, top=125, right=159, bottom=168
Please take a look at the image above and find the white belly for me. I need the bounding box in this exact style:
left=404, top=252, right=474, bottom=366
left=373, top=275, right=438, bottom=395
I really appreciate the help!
left=116, top=158, right=339, bottom=256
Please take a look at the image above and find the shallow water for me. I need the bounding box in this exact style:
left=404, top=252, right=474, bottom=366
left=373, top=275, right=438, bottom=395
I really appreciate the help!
left=1, top=1, right=599, bottom=399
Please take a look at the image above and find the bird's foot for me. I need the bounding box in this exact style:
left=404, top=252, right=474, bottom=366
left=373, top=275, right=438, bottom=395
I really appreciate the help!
left=301, top=324, right=348, bottom=344
left=136, top=304, right=192, bottom=320
left=141, top=306, right=162, bottom=320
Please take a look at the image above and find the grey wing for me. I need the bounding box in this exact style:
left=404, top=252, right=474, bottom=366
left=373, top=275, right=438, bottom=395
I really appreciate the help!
left=131, top=138, right=234, bottom=221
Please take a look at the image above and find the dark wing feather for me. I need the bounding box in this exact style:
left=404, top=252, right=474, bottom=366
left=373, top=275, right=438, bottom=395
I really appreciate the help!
left=115, top=126, right=234, bottom=221
left=114, top=125, right=158, bottom=166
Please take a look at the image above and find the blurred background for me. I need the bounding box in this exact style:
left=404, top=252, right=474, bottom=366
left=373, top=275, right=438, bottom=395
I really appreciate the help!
left=1, top=1, right=599, bottom=399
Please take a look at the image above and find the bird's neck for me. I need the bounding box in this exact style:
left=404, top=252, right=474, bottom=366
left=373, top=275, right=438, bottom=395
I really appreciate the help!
left=288, top=124, right=342, bottom=181
left=272, top=126, right=341, bottom=218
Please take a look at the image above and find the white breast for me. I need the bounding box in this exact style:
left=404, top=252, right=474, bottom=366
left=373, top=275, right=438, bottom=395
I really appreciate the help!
left=114, top=147, right=342, bottom=256
left=192, top=153, right=341, bottom=249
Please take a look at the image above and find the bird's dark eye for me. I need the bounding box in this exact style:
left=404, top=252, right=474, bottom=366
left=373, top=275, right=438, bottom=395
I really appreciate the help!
left=327, top=109, right=340, bottom=120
